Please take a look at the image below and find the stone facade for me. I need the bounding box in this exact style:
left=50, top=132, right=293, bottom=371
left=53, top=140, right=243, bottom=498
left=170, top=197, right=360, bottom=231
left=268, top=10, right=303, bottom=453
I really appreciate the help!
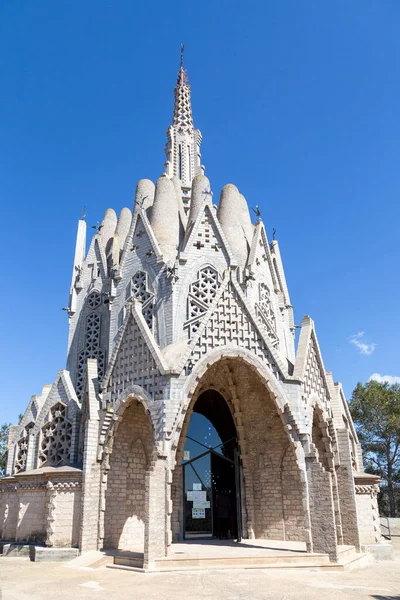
left=0, top=470, right=81, bottom=547
left=1, top=55, right=381, bottom=566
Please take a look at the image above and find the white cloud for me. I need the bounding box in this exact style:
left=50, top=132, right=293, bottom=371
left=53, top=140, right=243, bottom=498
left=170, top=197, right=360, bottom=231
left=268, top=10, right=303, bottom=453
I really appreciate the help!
left=348, top=331, right=376, bottom=356
left=369, top=373, right=400, bottom=385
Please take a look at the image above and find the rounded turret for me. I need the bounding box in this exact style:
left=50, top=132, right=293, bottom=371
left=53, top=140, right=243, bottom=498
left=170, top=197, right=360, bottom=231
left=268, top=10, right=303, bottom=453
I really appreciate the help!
left=238, top=193, right=254, bottom=245
left=188, top=174, right=210, bottom=230
left=99, top=208, right=117, bottom=256
left=115, top=207, right=132, bottom=251
left=171, top=175, right=188, bottom=228
left=171, top=175, right=183, bottom=206
left=150, top=176, right=180, bottom=262
left=217, top=184, right=250, bottom=267
left=134, top=179, right=155, bottom=216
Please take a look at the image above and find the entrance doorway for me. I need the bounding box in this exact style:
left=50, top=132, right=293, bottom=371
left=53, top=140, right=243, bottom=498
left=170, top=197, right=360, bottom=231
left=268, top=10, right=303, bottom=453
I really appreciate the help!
left=181, top=390, right=242, bottom=541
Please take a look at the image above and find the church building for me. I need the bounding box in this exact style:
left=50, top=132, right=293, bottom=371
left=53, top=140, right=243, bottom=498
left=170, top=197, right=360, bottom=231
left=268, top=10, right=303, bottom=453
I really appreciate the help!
left=0, top=55, right=382, bottom=569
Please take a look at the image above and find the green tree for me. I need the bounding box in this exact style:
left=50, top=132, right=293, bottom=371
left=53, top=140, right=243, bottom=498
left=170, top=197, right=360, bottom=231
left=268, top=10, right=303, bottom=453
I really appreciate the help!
left=0, top=422, right=11, bottom=477
left=349, top=380, right=400, bottom=517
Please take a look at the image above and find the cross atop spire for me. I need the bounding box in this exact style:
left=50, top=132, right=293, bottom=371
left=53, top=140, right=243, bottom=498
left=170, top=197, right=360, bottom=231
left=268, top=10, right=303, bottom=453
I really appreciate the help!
left=164, top=47, right=204, bottom=211
left=177, top=44, right=189, bottom=86
left=172, top=45, right=193, bottom=131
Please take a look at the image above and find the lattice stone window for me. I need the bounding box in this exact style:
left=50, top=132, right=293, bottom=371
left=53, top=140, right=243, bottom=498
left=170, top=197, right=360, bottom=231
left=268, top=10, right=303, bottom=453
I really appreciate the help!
left=128, top=270, right=155, bottom=330
left=184, top=266, right=220, bottom=339
left=255, top=283, right=279, bottom=348
left=87, top=291, right=102, bottom=309
left=14, top=422, right=35, bottom=473
left=39, top=403, right=72, bottom=467
left=76, top=309, right=105, bottom=400
left=15, top=437, right=28, bottom=473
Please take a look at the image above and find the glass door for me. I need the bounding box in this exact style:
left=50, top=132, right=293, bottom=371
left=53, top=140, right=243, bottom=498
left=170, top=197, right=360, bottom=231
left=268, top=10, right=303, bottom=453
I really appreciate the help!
left=183, top=451, right=213, bottom=539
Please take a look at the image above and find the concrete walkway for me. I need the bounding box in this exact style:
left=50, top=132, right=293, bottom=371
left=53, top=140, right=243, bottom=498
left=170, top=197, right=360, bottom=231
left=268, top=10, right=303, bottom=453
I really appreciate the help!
left=1, top=539, right=399, bottom=600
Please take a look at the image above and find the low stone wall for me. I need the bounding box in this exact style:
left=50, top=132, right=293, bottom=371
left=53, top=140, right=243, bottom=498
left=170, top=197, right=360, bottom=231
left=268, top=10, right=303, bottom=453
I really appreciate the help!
left=380, top=517, right=400, bottom=537
left=0, top=467, right=82, bottom=548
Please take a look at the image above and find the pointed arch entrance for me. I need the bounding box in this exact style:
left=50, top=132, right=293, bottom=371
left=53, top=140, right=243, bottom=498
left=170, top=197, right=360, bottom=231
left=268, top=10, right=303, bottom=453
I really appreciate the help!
left=181, top=390, right=242, bottom=541
left=172, top=355, right=308, bottom=545
left=103, top=398, right=153, bottom=551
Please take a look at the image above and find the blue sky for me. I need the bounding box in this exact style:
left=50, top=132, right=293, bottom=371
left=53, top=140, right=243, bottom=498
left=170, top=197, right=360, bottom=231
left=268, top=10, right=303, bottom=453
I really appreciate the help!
left=1, top=1, right=399, bottom=424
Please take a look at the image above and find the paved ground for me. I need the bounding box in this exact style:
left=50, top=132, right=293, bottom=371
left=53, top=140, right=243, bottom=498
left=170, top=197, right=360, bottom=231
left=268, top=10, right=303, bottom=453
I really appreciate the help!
left=1, top=539, right=399, bottom=600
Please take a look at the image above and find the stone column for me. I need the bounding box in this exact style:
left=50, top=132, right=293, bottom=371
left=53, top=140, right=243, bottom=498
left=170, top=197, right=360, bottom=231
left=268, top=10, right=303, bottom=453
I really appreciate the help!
left=79, top=358, right=101, bottom=552
left=6, top=426, right=19, bottom=476
left=25, top=429, right=38, bottom=472
left=143, top=455, right=168, bottom=569
left=335, top=429, right=361, bottom=550
left=306, top=455, right=338, bottom=562
left=79, top=419, right=101, bottom=551
left=45, top=481, right=57, bottom=547
left=354, top=474, right=381, bottom=545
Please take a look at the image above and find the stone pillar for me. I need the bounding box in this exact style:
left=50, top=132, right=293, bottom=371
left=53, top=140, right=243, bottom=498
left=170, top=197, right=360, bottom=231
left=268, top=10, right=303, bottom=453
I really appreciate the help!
left=79, top=419, right=101, bottom=551
left=25, top=429, right=38, bottom=471
left=306, top=456, right=338, bottom=562
left=5, top=426, right=19, bottom=476
left=354, top=474, right=381, bottom=545
left=299, top=464, right=313, bottom=553
left=331, top=470, right=344, bottom=545
left=143, top=456, right=168, bottom=569
left=45, top=481, right=57, bottom=547
left=335, top=429, right=361, bottom=550
left=165, top=467, right=173, bottom=552
left=79, top=358, right=101, bottom=552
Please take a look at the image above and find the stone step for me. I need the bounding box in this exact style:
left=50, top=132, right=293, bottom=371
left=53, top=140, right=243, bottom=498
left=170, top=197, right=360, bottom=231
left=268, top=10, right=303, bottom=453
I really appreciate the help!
left=337, top=545, right=358, bottom=560
left=109, top=560, right=335, bottom=573
left=113, top=555, right=144, bottom=569
left=0, top=542, right=33, bottom=557
left=110, top=555, right=369, bottom=573
left=154, top=553, right=331, bottom=569
left=109, top=543, right=369, bottom=573
left=319, top=554, right=369, bottom=571
left=338, top=553, right=369, bottom=570
left=31, top=547, right=79, bottom=562
left=88, top=554, right=115, bottom=569
left=111, top=551, right=332, bottom=572
left=108, top=563, right=145, bottom=573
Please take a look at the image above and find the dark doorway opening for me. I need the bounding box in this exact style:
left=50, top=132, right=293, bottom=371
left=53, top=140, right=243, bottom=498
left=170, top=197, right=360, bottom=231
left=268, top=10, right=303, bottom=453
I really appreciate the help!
left=182, top=390, right=242, bottom=541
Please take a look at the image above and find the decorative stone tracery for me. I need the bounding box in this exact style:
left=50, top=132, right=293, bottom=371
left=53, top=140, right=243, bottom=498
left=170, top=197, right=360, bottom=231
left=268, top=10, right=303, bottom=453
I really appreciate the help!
left=128, top=271, right=155, bottom=330
left=15, top=437, right=28, bottom=473
left=76, top=292, right=105, bottom=400
left=39, top=403, right=72, bottom=467
left=14, top=422, right=35, bottom=474
left=108, top=315, right=164, bottom=404
left=187, top=283, right=279, bottom=380
left=185, top=266, right=220, bottom=338
left=255, top=282, right=278, bottom=348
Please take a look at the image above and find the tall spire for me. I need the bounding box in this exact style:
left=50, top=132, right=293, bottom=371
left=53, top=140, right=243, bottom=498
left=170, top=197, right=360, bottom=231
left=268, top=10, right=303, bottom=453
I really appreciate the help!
left=172, top=44, right=193, bottom=130
left=164, top=45, right=204, bottom=214
left=177, top=43, right=188, bottom=86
